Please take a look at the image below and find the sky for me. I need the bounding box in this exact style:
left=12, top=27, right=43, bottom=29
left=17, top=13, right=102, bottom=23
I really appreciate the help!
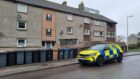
left=48, top=0, right=140, bottom=37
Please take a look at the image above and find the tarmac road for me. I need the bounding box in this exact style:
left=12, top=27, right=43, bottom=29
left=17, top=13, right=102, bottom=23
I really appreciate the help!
left=1, top=55, right=140, bottom=79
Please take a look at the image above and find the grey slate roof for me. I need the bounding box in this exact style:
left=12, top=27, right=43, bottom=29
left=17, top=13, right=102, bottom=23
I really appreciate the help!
left=14, top=0, right=117, bottom=23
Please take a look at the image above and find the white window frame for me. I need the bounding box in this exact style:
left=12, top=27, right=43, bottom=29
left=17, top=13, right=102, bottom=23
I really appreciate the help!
left=84, top=18, right=90, bottom=23
left=94, top=31, right=104, bottom=36
left=93, top=20, right=100, bottom=26
left=67, top=14, right=73, bottom=21
left=84, top=29, right=90, bottom=35
left=107, top=32, right=115, bottom=38
left=17, top=21, right=27, bottom=30
left=18, top=4, right=28, bottom=13
left=17, top=39, right=27, bottom=47
left=67, top=27, right=73, bottom=34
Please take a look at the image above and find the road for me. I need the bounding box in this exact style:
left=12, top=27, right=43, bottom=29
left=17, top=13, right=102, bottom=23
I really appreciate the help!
left=1, top=55, right=140, bottom=79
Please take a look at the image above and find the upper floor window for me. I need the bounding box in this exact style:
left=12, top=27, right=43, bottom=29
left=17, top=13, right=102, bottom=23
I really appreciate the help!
left=46, top=14, right=52, bottom=21
left=107, top=32, right=115, bottom=38
left=84, top=18, right=90, bottom=23
left=84, top=29, right=90, bottom=35
left=17, top=21, right=27, bottom=30
left=67, top=27, right=73, bottom=34
left=94, top=31, right=104, bottom=36
left=18, top=4, right=28, bottom=13
left=17, top=39, right=27, bottom=47
left=93, top=20, right=106, bottom=26
left=67, top=14, right=73, bottom=21
left=46, top=29, right=52, bottom=36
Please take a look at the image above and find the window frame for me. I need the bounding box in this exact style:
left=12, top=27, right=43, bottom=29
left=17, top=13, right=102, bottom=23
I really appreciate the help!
left=94, top=31, right=104, bottom=36
left=67, top=27, right=73, bottom=34
left=46, top=29, right=52, bottom=36
left=46, top=14, right=52, bottom=21
left=17, top=39, right=27, bottom=47
left=17, top=21, right=27, bottom=30
left=17, top=4, right=28, bottom=13
left=84, top=18, right=90, bottom=23
left=84, top=29, right=90, bottom=35
left=67, top=14, right=73, bottom=21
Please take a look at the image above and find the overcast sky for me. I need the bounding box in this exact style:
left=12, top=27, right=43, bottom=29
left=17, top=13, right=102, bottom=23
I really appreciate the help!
left=49, top=0, right=140, bottom=37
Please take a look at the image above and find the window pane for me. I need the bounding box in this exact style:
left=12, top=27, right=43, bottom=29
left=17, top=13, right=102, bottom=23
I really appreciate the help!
left=46, top=29, right=52, bottom=36
left=18, top=4, right=27, bottom=13
left=46, top=14, right=52, bottom=21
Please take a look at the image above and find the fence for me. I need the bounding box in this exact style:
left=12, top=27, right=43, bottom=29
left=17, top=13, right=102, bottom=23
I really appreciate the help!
left=0, top=48, right=78, bottom=68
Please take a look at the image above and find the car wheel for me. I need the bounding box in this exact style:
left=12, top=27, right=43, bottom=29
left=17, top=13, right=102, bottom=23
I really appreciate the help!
left=96, top=56, right=104, bottom=66
left=117, top=53, right=123, bottom=63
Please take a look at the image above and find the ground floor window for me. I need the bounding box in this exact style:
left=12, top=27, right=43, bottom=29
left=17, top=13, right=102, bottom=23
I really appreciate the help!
left=17, top=39, right=26, bottom=47
left=42, top=41, right=55, bottom=49
left=59, top=39, right=78, bottom=45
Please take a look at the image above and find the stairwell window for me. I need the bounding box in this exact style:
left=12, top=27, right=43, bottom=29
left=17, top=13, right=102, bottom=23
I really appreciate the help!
left=17, top=21, right=27, bottom=30
left=46, top=14, right=52, bottom=21
left=18, top=4, right=28, bottom=13
left=17, top=39, right=27, bottom=47
left=46, top=29, right=52, bottom=36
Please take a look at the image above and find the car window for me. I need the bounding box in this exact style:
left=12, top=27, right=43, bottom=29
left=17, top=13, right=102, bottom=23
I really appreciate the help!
left=89, top=44, right=109, bottom=51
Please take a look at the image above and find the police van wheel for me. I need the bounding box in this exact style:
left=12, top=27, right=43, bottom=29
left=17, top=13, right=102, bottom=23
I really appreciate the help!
left=96, top=56, right=104, bottom=66
left=117, top=53, right=123, bottom=63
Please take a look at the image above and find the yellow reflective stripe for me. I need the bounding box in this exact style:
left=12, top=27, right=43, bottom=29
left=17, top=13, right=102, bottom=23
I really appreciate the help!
left=94, top=52, right=101, bottom=61
left=110, top=55, right=114, bottom=58
left=113, top=49, right=117, bottom=54
left=105, top=50, right=110, bottom=56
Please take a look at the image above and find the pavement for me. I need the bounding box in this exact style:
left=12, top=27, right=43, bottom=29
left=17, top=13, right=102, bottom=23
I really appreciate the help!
left=0, top=52, right=140, bottom=78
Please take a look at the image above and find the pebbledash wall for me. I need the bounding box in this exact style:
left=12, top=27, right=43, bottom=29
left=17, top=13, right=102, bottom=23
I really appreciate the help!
left=0, top=1, right=42, bottom=48
left=0, top=0, right=117, bottom=51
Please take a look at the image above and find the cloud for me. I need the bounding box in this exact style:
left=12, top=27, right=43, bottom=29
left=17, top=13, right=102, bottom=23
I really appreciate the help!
left=49, top=0, right=140, bottom=36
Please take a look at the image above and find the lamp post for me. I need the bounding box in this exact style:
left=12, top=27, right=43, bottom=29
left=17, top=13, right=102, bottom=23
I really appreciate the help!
left=127, top=15, right=134, bottom=52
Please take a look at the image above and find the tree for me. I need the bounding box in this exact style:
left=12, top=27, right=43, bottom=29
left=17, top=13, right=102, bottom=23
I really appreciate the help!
left=116, top=35, right=125, bottom=42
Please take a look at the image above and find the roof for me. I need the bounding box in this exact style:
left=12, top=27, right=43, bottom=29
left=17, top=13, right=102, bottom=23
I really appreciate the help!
left=129, top=34, right=140, bottom=39
left=10, top=0, right=117, bottom=24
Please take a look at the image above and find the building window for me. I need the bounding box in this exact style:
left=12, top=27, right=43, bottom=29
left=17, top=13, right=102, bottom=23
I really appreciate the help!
left=67, top=14, right=73, bottom=21
left=18, top=4, right=28, bottom=13
left=93, top=20, right=106, bottom=26
left=84, top=29, right=90, bottom=35
left=67, top=27, right=73, bottom=34
left=94, top=31, right=104, bottom=36
left=84, top=18, right=90, bottom=23
left=59, top=39, right=78, bottom=45
left=17, top=21, right=27, bottom=30
left=17, top=39, right=26, bottom=47
left=46, top=29, right=52, bottom=36
left=107, top=32, right=115, bottom=38
left=46, top=14, right=52, bottom=21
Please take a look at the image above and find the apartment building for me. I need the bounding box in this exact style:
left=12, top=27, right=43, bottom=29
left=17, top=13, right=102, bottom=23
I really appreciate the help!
left=0, top=0, right=117, bottom=50
left=0, top=0, right=42, bottom=50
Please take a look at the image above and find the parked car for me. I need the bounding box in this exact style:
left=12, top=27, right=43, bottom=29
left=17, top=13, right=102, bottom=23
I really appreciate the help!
left=77, top=43, right=123, bottom=66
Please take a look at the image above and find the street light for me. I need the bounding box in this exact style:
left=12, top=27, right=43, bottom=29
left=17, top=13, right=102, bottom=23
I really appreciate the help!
left=127, top=15, right=134, bottom=52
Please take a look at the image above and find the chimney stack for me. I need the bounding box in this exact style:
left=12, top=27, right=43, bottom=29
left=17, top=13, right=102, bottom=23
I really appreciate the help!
left=62, top=1, right=67, bottom=6
left=79, top=2, right=84, bottom=11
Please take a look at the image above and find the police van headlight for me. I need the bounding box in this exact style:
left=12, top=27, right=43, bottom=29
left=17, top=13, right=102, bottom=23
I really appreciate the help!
left=90, top=54, right=96, bottom=56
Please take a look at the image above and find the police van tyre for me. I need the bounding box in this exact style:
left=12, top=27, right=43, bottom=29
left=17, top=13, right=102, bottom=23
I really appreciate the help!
left=117, top=53, right=123, bottom=63
left=96, top=56, right=104, bottom=66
